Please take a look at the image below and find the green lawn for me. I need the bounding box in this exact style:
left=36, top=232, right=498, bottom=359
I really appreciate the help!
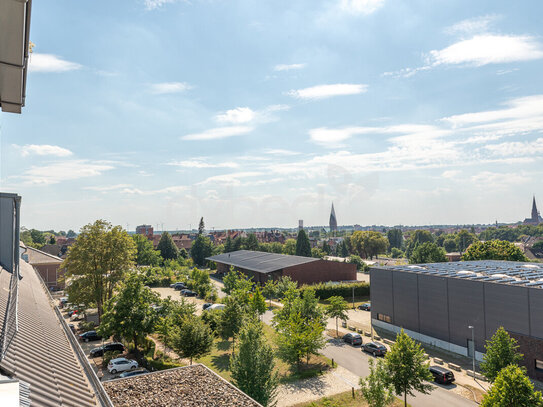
left=292, top=390, right=408, bottom=407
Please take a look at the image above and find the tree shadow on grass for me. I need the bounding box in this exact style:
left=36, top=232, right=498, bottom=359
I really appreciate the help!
left=216, top=340, right=231, bottom=351
left=210, top=353, right=231, bottom=373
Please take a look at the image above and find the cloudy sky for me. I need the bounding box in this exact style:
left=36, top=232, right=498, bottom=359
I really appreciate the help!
left=1, top=0, right=543, bottom=231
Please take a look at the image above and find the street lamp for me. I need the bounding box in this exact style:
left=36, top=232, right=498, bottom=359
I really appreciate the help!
left=468, top=325, right=475, bottom=380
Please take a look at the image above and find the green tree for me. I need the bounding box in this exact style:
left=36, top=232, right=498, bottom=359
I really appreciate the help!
left=295, top=229, right=312, bottom=257
left=351, top=231, right=389, bottom=259
left=224, top=236, right=234, bottom=252
left=390, top=248, right=404, bottom=258
left=62, top=220, right=136, bottom=321
left=250, top=286, right=267, bottom=318
left=405, top=230, right=434, bottom=258
left=30, top=229, right=46, bottom=246
left=340, top=240, right=350, bottom=257
left=230, top=321, right=279, bottom=407
left=132, top=234, right=162, bottom=266
left=262, top=279, right=278, bottom=306
left=171, top=317, right=213, bottom=365
left=532, top=240, right=543, bottom=252
left=409, top=242, right=447, bottom=264
left=480, top=365, right=543, bottom=407
left=462, top=240, right=528, bottom=261
left=360, top=359, right=395, bottom=407
left=191, top=234, right=214, bottom=266
left=481, top=327, right=523, bottom=382
left=157, top=232, right=178, bottom=260
left=456, top=229, right=478, bottom=253
left=198, top=217, right=205, bottom=235
left=311, top=248, right=325, bottom=258
left=220, top=297, right=245, bottom=352
left=243, top=233, right=260, bottom=251
left=269, top=242, right=284, bottom=253
left=275, top=276, right=297, bottom=299
left=387, top=229, right=403, bottom=250
left=348, top=255, right=364, bottom=270
left=326, top=296, right=349, bottom=337
left=443, top=238, right=457, bottom=253
left=222, top=268, right=254, bottom=296
left=283, top=239, right=296, bottom=255
left=189, top=268, right=216, bottom=299
left=99, top=272, right=160, bottom=352
left=384, top=329, right=433, bottom=407
left=66, top=229, right=77, bottom=238
left=322, top=240, right=331, bottom=254
left=48, top=235, right=56, bottom=244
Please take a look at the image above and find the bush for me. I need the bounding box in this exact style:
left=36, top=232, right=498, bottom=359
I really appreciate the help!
left=299, top=282, right=370, bottom=301
left=390, top=247, right=404, bottom=258
left=79, top=321, right=96, bottom=332
left=201, top=309, right=223, bottom=335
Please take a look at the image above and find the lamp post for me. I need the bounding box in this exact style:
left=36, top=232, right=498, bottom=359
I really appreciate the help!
left=468, top=325, right=475, bottom=380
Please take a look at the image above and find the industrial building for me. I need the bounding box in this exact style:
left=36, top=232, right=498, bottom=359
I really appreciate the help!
left=371, top=261, right=543, bottom=380
left=207, top=250, right=357, bottom=285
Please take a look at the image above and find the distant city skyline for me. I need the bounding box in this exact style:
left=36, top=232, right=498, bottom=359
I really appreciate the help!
left=1, top=1, right=543, bottom=230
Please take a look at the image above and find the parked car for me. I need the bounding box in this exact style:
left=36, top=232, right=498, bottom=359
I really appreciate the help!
left=79, top=330, right=102, bottom=342
left=108, top=358, right=138, bottom=374
left=205, top=304, right=226, bottom=311
left=357, top=302, right=371, bottom=311
left=173, top=282, right=187, bottom=290
left=59, top=297, right=69, bottom=308
left=120, top=369, right=149, bottom=378
left=70, top=312, right=83, bottom=321
left=68, top=324, right=76, bottom=334
left=429, top=366, right=455, bottom=384
left=202, top=303, right=213, bottom=310
left=343, top=333, right=363, bottom=346
left=180, top=289, right=197, bottom=297
left=362, top=341, right=387, bottom=356
left=90, top=342, right=125, bottom=358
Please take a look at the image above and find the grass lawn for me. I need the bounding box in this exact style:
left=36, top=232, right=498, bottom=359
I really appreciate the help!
left=292, top=390, right=408, bottom=407
left=196, top=322, right=333, bottom=383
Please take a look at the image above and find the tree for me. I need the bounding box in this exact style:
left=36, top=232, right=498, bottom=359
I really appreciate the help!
left=220, top=297, right=245, bottom=353
left=385, top=329, right=433, bottom=407
left=132, top=234, right=162, bottom=266
left=348, top=255, right=364, bottom=270
left=198, top=217, right=205, bottom=235
left=171, top=317, right=213, bottom=365
left=295, top=229, right=311, bottom=257
left=481, top=327, right=523, bottom=382
left=262, top=279, right=278, bottom=306
left=99, top=272, right=160, bottom=352
left=463, top=240, right=528, bottom=262
left=275, top=276, right=298, bottom=300
left=222, top=268, right=254, bottom=296
left=391, top=248, right=404, bottom=258
left=326, top=296, right=349, bottom=337
left=405, top=230, right=434, bottom=258
left=30, top=229, right=46, bottom=246
left=532, top=240, right=543, bottom=252
left=387, top=229, right=403, bottom=250
left=191, top=234, right=214, bottom=266
left=62, top=220, right=136, bottom=321
left=340, top=240, right=350, bottom=257
left=322, top=240, right=331, bottom=254
left=224, top=236, right=234, bottom=253
left=66, top=229, right=77, bottom=238
left=351, top=231, right=389, bottom=259
left=48, top=235, right=56, bottom=244
left=230, top=321, right=279, bottom=407
left=283, top=239, right=296, bottom=255
left=456, top=229, right=478, bottom=253
left=250, top=286, right=267, bottom=318
left=360, top=359, right=395, bottom=407
left=311, top=248, right=325, bottom=258
left=443, top=238, right=457, bottom=253
left=157, top=232, right=178, bottom=260
left=480, top=365, right=543, bottom=407
left=409, top=242, right=447, bottom=264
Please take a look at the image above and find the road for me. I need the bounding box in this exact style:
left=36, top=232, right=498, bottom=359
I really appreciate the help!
left=322, top=340, right=478, bottom=407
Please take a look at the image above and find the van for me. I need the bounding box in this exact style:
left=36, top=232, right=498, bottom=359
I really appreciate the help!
left=429, top=366, right=455, bottom=384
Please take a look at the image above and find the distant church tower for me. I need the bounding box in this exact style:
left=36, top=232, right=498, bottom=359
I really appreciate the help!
left=524, top=196, right=542, bottom=225
left=329, top=203, right=338, bottom=232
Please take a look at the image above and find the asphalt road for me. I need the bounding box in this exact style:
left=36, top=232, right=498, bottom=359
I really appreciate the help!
left=322, top=341, right=478, bottom=407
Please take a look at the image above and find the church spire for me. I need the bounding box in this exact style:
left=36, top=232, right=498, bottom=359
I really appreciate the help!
left=329, top=202, right=337, bottom=232
left=532, top=195, right=540, bottom=223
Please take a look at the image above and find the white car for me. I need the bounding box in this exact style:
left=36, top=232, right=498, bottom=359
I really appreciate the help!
left=108, top=358, right=138, bottom=374
left=205, top=304, right=226, bottom=311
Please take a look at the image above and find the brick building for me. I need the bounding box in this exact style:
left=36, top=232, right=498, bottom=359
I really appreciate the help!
left=22, top=245, right=65, bottom=290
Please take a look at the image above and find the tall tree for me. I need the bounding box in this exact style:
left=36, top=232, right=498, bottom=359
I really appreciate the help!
left=340, top=240, right=350, bottom=257
left=351, top=231, right=389, bottom=259
left=283, top=239, right=297, bottom=255
left=321, top=240, right=331, bottom=254
left=230, top=321, right=279, bottom=407
left=326, top=296, right=349, bottom=337
left=409, top=242, right=447, bottom=264
left=275, top=276, right=298, bottom=299
left=455, top=229, right=478, bottom=253
left=62, top=220, right=136, bottom=321
left=385, top=329, right=433, bottom=407
left=295, top=229, right=312, bottom=257
left=191, top=234, right=214, bottom=266
left=462, top=240, right=528, bottom=262
left=405, top=230, right=434, bottom=258
left=171, top=317, right=213, bottom=365
left=66, top=229, right=77, bottom=238
left=250, top=286, right=267, bottom=318
left=224, top=236, right=233, bottom=253
left=480, top=365, right=543, bottom=407
left=262, top=279, right=278, bottom=306
left=198, top=217, right=205, bottom=235
left=243, top=233, right=259, bottom=251
left=157, top=232, right=178, bottom=260
left=99, top=272, right=160, bottom=352
left=132, top=234, right=162, bottom=265
left=360, top=359, right=396, bottom=407
left=387, top=229, right=403, bottom=250
left=481, top=327, right=523, bottom=382
left=220, top=297, right=245, bottom=353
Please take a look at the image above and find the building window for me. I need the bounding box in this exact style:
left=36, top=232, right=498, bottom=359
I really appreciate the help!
left=536, top=360, right=543, bottom=371
left=377, top=313, right=392, bottom=323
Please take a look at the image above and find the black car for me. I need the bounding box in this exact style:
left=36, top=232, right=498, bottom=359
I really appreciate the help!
left=79, top=330, right=102, bottom=342
left=429, top=366, right=455, bottom=384
left=173, top=282, right=187, bottom=290
left=180, top=289, right=197, bottom=297
left=362, top=341, right=387, bottom=356
left=120, top=369, right=149, bottom=378
left=202, top=303, right=213, bottom=310
left=357, top=302, right=371, bottom=311
left=343, top=333, right=363, bottom=346
left=90, top=342, right=125, bottom=358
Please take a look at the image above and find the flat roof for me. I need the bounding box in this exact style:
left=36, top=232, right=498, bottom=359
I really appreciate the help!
left=206, top=250, right=319, bottom=273
left=377, top=260, right=543, bottom=288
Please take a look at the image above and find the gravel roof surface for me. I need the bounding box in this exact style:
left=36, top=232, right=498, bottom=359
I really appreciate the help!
left=103, top=364, right=262, bottom=407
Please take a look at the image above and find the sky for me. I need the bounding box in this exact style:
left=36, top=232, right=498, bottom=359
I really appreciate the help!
left=1, top=0, right=543, bottom=231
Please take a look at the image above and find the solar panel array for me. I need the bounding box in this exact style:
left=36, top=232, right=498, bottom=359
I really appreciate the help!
left=383, top=261, right=543, bottom=288
left=207, top=250, right=319, bottom=273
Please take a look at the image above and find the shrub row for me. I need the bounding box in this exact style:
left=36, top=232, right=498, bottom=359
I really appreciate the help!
left=299, top=282, right=370, bottom=301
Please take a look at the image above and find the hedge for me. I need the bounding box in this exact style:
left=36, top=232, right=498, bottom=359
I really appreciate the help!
left=299, top=282, right=370, bottom=300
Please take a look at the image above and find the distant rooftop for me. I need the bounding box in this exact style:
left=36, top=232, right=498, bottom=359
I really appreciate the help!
left=23, top=245, right=63, bottom=265
left=379, top=260, right=543, bottom=288
left=207, top=250, right=318, bottom=274
left=103, top=364, right=262, bottom=407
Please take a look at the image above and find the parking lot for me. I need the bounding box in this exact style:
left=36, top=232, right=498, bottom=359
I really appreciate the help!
left=151, top=286, right=210, bottom=314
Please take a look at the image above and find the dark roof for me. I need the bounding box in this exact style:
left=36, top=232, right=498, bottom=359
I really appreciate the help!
left=207, top=250, right=318, bottom=273
left=23, top=246, right=63, bottom=265
left=377, top=260, right=543, bottom=288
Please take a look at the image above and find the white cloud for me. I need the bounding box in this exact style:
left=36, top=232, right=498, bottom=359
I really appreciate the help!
left=84, top=184, right=132, bottom=192
left=19, top=160, right=114, bottom=185
left=264, top=149, right=301, bottom=156
left=215, top=107, right=256, bottom=124
left=198, top=171, right=263, bottom=186
left=121, top=185, right=187, bottom=195
left=182, top=126, right=253, bottom=141
left=471, top=171, right=529, bottom=188
left=429, top=35, right=543, bottom=67
left=287, top=83, right=368, bottom=100
left=168, top=159, right=239, bottom=169
left=144, top=0, right=178, bottom=10
left=149, top=82, right=191, bottom=94
left=29, top=54, right=82, bottom=73
left=339, top=0, right=385, bottom=15
left=484, top=138, right=543, bottom=157
left=16, top=144, right=73, bottom=157
left=274, top=63, right=306, bottom=71
left=445, top=15, right=498, bottom=36
left=441, top=170, right=461, bottom=179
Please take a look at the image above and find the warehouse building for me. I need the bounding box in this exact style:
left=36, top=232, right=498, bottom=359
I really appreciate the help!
left=371, top=261, right=543, bottom=380
left=207, top=250, right=357, bottom=285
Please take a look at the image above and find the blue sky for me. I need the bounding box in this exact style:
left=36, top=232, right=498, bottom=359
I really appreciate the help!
left=1, top=0, right=543, bottom=231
